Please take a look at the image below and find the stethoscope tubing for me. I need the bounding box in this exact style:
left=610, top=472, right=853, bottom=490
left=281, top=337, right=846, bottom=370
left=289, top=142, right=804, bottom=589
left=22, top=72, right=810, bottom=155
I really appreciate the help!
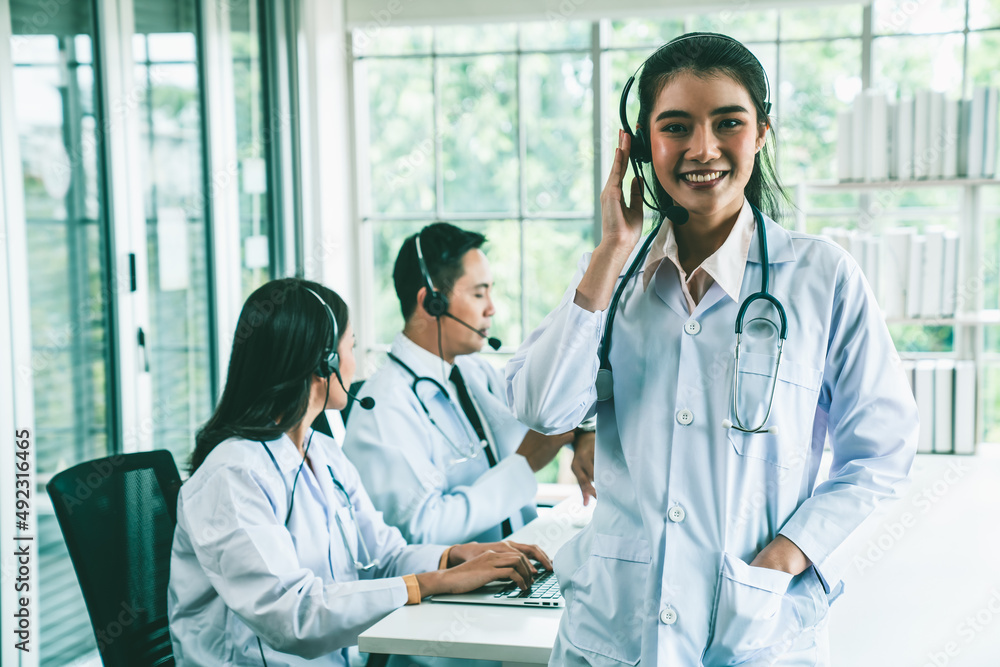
left=386, top=352, right=484, bottom=463
left=596, top=203, right=788, bottom=434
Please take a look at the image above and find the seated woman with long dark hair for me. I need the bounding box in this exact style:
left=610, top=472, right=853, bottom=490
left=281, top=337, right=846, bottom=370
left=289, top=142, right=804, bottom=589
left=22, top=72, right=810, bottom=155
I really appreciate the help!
left=168, top=277, right=549, bottom=666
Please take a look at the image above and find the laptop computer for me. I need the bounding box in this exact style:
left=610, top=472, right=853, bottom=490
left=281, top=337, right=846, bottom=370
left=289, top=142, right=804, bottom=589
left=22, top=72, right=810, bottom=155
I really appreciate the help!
left=430, top=569, right=564, bottom=608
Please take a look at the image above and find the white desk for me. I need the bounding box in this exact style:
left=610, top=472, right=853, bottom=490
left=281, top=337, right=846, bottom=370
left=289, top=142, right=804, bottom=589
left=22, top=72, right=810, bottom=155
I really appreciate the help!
left=359, top=497, right=594, bottom=665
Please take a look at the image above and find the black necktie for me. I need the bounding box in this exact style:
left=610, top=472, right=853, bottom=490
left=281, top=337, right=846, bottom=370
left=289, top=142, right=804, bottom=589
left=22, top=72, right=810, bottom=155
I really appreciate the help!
left=449, top=365, right=513, bottom=538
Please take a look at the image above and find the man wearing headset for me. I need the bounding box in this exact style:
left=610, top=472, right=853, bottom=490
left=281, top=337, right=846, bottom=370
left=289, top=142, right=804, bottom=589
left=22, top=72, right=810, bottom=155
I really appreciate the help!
left=343, top=222, right=596, bottom=546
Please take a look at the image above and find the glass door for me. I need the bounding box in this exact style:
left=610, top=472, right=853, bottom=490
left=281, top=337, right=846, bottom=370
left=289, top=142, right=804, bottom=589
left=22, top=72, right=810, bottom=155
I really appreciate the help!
left=133, top=0, right=217, bottom=466
left=8, top=1, right=112, bottom=662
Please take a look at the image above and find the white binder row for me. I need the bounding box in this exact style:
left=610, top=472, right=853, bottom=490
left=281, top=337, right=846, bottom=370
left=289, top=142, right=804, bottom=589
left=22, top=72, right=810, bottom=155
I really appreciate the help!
left=820, top=226, right=960, bottom=320
left=838, top=87, right=999, bottom=182
left=901, top=359, right=976, bottom=455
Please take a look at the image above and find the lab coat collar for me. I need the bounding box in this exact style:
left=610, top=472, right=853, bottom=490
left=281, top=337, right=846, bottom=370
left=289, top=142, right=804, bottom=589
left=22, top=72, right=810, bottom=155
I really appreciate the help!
left=391, top=332, right=453, bottom=388
left=644, top=198, right=756, bottom=305
left=747, top=213, right=797, bottom=265
left=261, top=430, right=325, bottom=474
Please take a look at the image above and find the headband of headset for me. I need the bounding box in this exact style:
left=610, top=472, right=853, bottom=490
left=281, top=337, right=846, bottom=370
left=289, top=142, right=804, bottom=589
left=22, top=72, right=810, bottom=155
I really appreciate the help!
left=414, top=233, right=449, bottom=318
left=619, top=32, right=772, bottom=165
left=303, top=286, right=340, bottom=379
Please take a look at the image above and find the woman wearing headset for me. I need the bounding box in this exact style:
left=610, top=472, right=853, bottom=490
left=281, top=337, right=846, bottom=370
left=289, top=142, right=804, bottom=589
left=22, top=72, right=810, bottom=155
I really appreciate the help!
left=169, top=277, right=551, bottom=666
left=506, top=33, right=917, bottom=665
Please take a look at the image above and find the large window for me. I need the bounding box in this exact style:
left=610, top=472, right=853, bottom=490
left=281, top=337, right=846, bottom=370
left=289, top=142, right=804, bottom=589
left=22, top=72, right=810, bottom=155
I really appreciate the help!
left=353, top=3, right=1000, bottom=444
left=352, top=10, right=869, bottom=367
left=5, top=0, right=283, bottom=663
left=11, top=3, right=112, bottom=661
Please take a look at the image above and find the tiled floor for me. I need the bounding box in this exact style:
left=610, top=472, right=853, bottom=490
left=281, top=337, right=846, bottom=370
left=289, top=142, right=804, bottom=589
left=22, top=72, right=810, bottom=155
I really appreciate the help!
left=828, top=445, right=1000, bottom=667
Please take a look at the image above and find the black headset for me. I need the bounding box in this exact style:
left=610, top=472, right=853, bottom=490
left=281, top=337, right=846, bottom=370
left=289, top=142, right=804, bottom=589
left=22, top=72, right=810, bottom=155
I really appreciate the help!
left=619, top=32, right=772, bottom=215
left=302, top=286, right=340, bottom=379
left=414, top=232, right=449, bottom=318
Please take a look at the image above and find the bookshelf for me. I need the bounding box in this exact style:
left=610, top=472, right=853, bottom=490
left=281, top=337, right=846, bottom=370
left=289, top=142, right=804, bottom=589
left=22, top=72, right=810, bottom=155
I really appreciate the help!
left=793, top=177, right=1000, bottom=455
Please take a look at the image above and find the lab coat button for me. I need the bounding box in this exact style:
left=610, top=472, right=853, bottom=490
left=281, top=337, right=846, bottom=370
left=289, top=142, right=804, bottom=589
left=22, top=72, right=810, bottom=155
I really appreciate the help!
left=684, top=320, right=701, bottom=335
left=676, top=409, right=694, bottom=425
left=668, top=505, right=686, bottom=523
left=659, top=607, right=678, bottom=625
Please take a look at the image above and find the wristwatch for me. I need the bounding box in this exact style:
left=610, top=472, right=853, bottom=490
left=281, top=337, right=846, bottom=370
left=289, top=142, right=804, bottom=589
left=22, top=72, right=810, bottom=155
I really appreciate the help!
left=575, top=417, right=597, bottom=433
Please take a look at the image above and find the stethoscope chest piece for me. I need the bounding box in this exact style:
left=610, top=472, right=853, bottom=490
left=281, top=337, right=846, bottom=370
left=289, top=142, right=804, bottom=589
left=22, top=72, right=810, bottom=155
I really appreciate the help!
left=595, top=368, right=614, bottom=402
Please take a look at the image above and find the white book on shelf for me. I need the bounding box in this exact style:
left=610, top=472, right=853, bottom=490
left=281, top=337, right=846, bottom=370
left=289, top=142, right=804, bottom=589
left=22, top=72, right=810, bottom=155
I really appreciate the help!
left=940, top=231, right=960, bottom=316
left=852, top=93, right=868, bottom=181
left=967, top=86, right=987, bottom=179
left=928, top=91, right=945, bottom=179
left=821, top=227, right=851, bottom=252
left=901, top=359, right=916, bottom=393
left=984, top=86, right=998, bottom=178
left=888, top=102, right=898, bottom=180
left=868, top=90, right=889, bottom=181
left=933, top=359, right=954, bottom=453
left=953, top=360, right=976, bottom=454
left=881, top=227, right=913, bottom=319
left=897, top=97, right=915, bottom=181
left=942, top=97, right=960, bottom=179
left=863, top=235, right=881, bottom=299
left=921, top=227, right=946, bottom=318
left=958, top=99, right=970, bottom=177
left=913, top=89, right=931, bottom=179
left=847, top=231, right=867, bottom=272
left=914, top=359, right=936, bottom=453
left=905, top=235, right=925, bottom=318
left=838, top=110, right=853, bottom=182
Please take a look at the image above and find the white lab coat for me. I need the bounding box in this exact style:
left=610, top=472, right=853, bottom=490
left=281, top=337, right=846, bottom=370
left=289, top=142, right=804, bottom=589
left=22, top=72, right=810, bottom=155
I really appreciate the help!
left=343, top=333, right=537, bottom=545
left=506, top=209, right=918, bottom=666
left=168, top=430, right=445, bottom=666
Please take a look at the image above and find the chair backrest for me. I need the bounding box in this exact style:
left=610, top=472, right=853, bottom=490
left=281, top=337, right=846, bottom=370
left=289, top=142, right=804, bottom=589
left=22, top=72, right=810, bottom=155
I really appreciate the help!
left=46, top=450, right=181, bottom=667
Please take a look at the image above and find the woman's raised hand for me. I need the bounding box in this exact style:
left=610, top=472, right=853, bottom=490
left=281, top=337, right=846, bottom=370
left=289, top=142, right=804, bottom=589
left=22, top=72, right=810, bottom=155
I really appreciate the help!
left=600, top=130, right=645, bottom=252
left=573, top=130, right=647, bottom=312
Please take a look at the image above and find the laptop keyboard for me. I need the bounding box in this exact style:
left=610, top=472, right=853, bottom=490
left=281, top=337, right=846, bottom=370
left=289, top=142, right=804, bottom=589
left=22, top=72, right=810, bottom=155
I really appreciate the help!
left=493, top=569, right=562, bottom=600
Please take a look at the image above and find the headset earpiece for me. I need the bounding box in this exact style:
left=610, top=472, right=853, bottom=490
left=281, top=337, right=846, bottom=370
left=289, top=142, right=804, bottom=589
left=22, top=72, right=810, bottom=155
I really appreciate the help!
left=414, top=233, right=449, bottom=318
left=421, top=286, right=449, bottom=318
left=619, top=75, right=652, bottom=165
left=632, top=124, right=652, bottom=164
left=303, top=286, right=340, bottom=379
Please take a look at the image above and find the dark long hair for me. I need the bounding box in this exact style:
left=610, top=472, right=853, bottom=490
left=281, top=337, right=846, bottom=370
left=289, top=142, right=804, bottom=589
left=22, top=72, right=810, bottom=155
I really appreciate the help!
left=189, top=278, right=348, bottom=473
left=636, top=32, right=789, bottom=221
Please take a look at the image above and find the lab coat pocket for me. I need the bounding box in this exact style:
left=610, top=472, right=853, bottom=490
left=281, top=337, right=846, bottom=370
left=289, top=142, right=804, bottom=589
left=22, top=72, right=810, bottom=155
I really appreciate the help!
left=565, top=533, right=651, bottom=665
left=727, top=353, right=822, bottom=468
left=702, top=552, right=800, bottom=667
left=786, top=566, right=830, bottom=632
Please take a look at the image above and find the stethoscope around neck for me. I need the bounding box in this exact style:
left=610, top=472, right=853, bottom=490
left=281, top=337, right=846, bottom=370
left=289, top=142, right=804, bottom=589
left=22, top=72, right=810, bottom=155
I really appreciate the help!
left=386, top=352, right=485, bottom=464
left=594, top=202, right=788, bottom=434
left=258, top=440, right=380, bottom=572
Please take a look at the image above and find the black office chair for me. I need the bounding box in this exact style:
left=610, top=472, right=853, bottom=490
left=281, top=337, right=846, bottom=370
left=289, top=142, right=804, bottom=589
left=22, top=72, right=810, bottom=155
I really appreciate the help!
left=46, top=450, right=181, bottom=667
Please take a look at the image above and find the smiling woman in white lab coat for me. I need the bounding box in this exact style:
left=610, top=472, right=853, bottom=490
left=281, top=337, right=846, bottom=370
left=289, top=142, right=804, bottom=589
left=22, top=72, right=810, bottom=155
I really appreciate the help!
left=506, top=33, right=918, bottom=666
left=168, top=278, right=551, bottom=666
